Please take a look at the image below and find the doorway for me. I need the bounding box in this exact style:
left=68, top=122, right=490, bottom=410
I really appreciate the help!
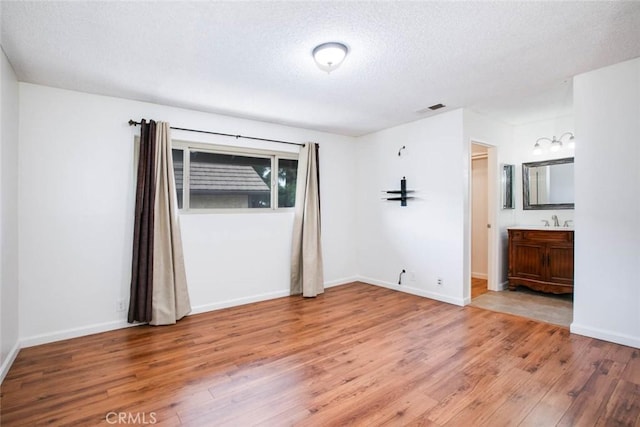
left=471, top=143, right=490, bottom=298
left=468, top=145, right=573, bottom=328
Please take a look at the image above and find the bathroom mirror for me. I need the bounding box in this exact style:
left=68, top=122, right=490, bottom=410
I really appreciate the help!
left=501, top=164, right=515, bottom=209
left=522, top=157, right=574, bottom=210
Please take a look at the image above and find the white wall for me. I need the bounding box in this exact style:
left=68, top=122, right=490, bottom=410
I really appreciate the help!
left=0, top=47, right=20, bottom=381
left=11, top=58, right=640, bottom=359
left=462, top=110, right=513, bottom=291
left=354, top=109, right=515, bottom=305
left=355, top=110, right=467, bottom=305
left=464, top=110, right=577, bottom=288
left=18, top=84, right=358, bottom=346
left=572, top=57, right=640, bottom=348
left=510, top=116, right=575, bottom=227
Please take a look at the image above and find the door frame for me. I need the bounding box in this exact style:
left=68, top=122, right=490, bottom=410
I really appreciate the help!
left=466, top=140, right=499, bottom=302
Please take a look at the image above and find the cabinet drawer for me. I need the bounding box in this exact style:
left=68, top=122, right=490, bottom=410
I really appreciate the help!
left=510, top=230, right=573, bottom=242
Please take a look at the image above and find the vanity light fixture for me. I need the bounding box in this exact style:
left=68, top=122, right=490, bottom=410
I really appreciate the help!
left=312, top=42, right=348, bottom=73
left=533, top=132, right=575, bottom=155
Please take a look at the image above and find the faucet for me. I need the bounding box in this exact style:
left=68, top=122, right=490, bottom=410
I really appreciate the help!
left=551, top=215, right=560, bottom=227
left=563, top=220, right=573, bottom=228
left=541, top=220, right=550, bottom=227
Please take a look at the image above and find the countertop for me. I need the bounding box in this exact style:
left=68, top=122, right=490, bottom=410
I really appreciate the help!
left=507, top=226, right=574, bottom=231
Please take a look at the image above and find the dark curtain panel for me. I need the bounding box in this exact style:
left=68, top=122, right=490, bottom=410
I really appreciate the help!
left=128, top=120, right=157, bottom=323
left=315, top=143, right=321, bottom=220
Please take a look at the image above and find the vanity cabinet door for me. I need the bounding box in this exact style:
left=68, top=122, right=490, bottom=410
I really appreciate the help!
left=510, top=242, right=546, bottom=281
left=547, top=243, right=574, bottom=285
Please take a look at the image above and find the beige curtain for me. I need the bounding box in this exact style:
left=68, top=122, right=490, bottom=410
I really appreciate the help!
left=290, top=142, right=324, bottom=297
left=150, top=122, right=191, bottom=325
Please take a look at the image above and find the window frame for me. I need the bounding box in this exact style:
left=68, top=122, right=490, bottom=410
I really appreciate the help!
left=172, top=140, right=299, bottom=214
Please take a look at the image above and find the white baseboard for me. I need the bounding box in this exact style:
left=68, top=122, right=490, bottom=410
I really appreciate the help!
left=357, top=276, right=465, bottom=307
left=0, top=341, right=21, bottom=384
left=190, top=289, right=291, bottom=315
left=471, top=272, right=488, bottom=280
left=497, top=280, right=509, bottom=291
left=21, top=320, right=142, bottom=348
left=325, top=276, right=359, bottom=288
left=22, top=290, right=293, bottom=348
left=19, top=279, right=359, bottom=349
left=570, top=323, right=640, bottom=349
left=191, top=277, right=358, bottom=314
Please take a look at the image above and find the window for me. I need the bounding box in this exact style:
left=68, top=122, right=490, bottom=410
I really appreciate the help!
left=277, top=158, right=298, bottom=208
left=172, top=142, right=298, bottom=211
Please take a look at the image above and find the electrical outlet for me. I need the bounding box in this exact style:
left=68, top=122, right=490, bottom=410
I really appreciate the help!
left=437, top=278, right=443, bottom=286
left=116, top=299, right=126, bottom=312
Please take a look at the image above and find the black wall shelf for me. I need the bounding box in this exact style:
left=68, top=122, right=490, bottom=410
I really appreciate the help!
left=384, top=176, right=414, bottom=206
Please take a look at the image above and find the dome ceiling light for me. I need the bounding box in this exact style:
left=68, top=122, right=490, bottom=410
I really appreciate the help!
left=312, top=42, right=348, bottom=73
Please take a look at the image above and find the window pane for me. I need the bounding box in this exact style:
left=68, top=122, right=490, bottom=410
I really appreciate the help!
left=172, top=149, right=184, bottom=209
left=278, top=159, right=298, bottom=208
left=189, top=151, right=271, bottom=209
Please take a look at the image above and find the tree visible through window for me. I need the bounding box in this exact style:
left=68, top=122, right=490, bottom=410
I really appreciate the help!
left=278, top=158, right=297, bottom=208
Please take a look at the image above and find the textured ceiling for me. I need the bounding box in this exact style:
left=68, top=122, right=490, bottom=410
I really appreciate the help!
left=2, top=1, right=640, bottom=136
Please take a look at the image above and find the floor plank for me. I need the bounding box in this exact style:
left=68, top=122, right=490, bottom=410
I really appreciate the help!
left=1, top=282, right=638, bottom=426
left=471, top=277, right=488, bottom=299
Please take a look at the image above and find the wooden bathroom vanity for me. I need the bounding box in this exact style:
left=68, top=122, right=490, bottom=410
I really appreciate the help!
left=508, top=227, right=574, bottom=294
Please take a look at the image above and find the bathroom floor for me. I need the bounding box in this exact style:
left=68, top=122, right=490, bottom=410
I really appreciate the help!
left=470, top=279, right=573, bottom=328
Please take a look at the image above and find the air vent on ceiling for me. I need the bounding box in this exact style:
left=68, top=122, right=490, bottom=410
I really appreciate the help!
left=416, top=103, right=446, bottom=114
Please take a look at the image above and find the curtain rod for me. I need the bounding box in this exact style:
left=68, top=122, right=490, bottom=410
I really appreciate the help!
left=128, top=120, right=305, bottom=147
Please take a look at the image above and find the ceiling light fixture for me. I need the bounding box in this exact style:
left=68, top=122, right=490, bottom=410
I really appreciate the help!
left=533, top=132, right=575, bottom=155
left=312, top=42, right=348, bottom=73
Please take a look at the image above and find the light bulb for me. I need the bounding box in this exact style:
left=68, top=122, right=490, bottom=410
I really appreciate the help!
left=550, top=139, right=562, bottom=152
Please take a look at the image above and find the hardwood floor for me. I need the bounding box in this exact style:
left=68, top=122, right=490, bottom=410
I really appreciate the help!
left=2, top=282, right=639, bottom=426
left=471, top=277, right=488, bottom=299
